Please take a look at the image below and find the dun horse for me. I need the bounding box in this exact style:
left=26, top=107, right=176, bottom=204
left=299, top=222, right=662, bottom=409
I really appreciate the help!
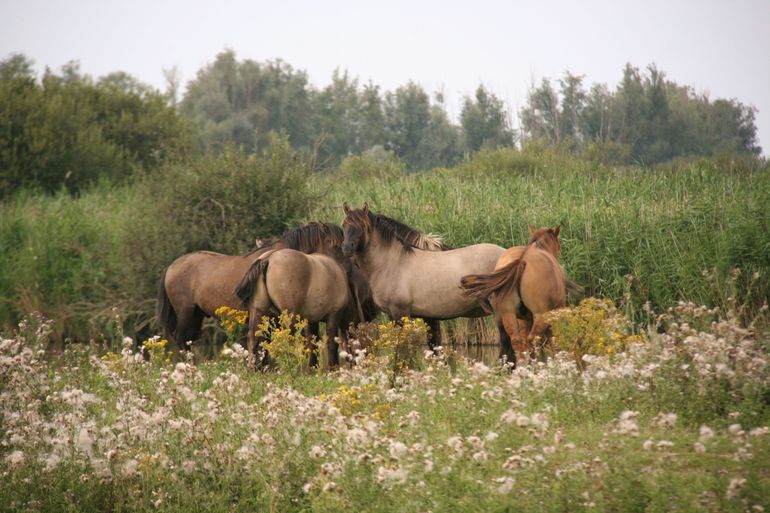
left=157, top=222, right=343, bottom=350
left=460, top=226, right=566, bottom=366
left=234, top=247, right=374, bottom=368
left=341, top=203, right=507, bottom=351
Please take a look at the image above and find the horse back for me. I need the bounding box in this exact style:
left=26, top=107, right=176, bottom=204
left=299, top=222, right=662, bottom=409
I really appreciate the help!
left=166, top=251, right=254, bottom=315
left=264, top=250, right=350, bottom=320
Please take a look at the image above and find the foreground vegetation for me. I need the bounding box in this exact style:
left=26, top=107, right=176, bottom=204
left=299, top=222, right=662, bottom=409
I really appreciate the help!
left=2, top=298, right=769, bottom=512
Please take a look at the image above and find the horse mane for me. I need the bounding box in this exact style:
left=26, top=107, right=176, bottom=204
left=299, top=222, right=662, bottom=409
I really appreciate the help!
left=346, top=208, right=450, bottom=253
left=243, top=221, right=344, bottom=257
left=377, top=213, right=452, bottom=251
left=528, top=228, right=555, bottom=250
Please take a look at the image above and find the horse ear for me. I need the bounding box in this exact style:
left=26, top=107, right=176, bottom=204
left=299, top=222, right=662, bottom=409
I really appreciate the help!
left=554, top=225, right=561, bottom=237
left=528, top=225, right=536, bottom=235
left=362, top=202, right=369, bottom=215
left=343, top=202, right=350, bottom=214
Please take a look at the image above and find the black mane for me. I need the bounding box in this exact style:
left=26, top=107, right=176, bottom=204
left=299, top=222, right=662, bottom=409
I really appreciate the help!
left=345, top=209, right=450, bottom=253
left=244, top=221, right=344, bottom=256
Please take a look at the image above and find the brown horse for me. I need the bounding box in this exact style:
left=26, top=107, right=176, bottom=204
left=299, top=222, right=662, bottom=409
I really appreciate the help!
left=235, top=247, right=374, bottom=368
left=460, top=226, right=566, bottom=367
left=157, top=222, right=344, bottom=350
left=341, top=204, right=507, bottom=351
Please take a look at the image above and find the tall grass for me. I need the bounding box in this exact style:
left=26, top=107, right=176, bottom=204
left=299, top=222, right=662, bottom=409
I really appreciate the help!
left=310, top=149, right=770, bottom=324
left=0, top=147, right=767, bottom=342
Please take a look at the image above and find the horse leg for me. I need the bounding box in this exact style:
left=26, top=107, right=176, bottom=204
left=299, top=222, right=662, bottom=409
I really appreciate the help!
left=496, top=318, right=516, bottom=368
left=502, top=314, right=531, bottom=369
left=306, top=322, right=320, bottom=368
left=174, top=307, right=204, bottom=352
left=423, top=318, right=442, bottom=351
left=325, top=317, right=340, bottom=369
left=527, top=313, right=549, bottom=360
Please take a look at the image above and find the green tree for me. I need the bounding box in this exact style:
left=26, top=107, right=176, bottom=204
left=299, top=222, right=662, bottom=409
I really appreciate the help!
left=558, top=72, right=586, bottom=147
left=460, top=85, right=515, bottom=152
left=313, top=69, right=362, bottom=162
left=182, top=49, right=313, bottom=153
left=0, top=54, right=193, bottom=197
left=520, top=78, right=561, bottom=144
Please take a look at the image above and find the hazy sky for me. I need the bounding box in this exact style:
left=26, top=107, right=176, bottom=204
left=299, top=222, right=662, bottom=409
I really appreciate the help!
left=2, top=0, right=769, bottom=154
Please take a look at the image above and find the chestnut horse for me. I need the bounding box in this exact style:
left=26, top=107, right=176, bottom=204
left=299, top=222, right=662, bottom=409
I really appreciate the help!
left=460, top=226, right=566, bottom=366
left=341, top=204, right=508, bottom=353
left=157, top=222, right=343, bottom=350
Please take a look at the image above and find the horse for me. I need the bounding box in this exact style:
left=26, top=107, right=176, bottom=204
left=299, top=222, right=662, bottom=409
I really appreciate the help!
left=460, top=226, right=567, bottom=367
left=340, top=203, right=508, bottom=354
left=234, top=246, right=375, bottom=368
left=156, top=222, right=344, bottom=351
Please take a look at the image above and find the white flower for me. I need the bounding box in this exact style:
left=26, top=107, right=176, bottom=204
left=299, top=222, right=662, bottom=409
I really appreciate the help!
left=643, top=439, right=654, bottom=451
left=693, top=442, right=706, bottom=453
left=310, top=445, right=326, bottom=459
left=5, top=450, right=24, bottom=467
left=495, top=476, right=515, bottom=494
left=699, top=425, right=714, bottom=442
left=446, top=436, right=463, bottom=453
left=472, top=451, right=488, bottom=463
left=500, top=409, right=518, bottom=424
left=654, top=412, right=677, bottom=428
left=182, top=460, right=196, bottom=474
left=76, top=427, right=94, bottom=454
left=122, top=459, right=140, bottom=478
left=616, top=410, right=639, bottom=437
left=727, top=477, right=746, bottom=499
left=377, top=465, right=408, bottom=484
left=346, top=428, right=369, bottom=446
left=389, top=441, right=408, bottom=460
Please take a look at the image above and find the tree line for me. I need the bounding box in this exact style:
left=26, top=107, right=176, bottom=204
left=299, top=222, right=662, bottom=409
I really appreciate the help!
left=520, top=64, right=760, bottom=164
left=0, top=51, right=762, bottom=198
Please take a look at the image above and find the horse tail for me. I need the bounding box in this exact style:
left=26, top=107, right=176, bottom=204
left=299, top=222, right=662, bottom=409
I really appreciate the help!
left=460, top=259, right=528, bottom=313
left=235, top=258, right=269, bottom=308
left=156, top=267, right=177, bottom=336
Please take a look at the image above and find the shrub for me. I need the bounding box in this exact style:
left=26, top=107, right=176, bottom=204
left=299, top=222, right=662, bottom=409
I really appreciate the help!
left=256, top=311, right=314, bottom=375
left=546, top=298, right=644, bottom=367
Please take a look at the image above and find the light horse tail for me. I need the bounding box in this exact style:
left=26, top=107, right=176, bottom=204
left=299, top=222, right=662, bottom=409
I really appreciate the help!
left=460, top=245, right=533, bottom=313
left=157, top=267, right=177, bottom=338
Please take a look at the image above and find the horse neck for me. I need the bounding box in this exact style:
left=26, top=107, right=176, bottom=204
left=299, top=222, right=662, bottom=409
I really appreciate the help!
left=356, top=230, right=404, bottom=281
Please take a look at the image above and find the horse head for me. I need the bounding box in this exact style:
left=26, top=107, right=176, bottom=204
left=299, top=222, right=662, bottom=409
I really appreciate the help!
left=341, top=202, right=370, bottom=257
left=528, top=225, right=562, bottom=257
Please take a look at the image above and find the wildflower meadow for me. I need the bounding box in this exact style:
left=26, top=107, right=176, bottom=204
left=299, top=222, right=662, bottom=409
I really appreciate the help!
left=2, top=298, right=769, bottom=512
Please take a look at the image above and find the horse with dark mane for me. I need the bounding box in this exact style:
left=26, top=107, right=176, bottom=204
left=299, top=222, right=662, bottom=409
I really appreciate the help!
left=460, top=226, right=569, bottom=366
left=157, top=222, right=343, bottom=350
left=341, top=203, right=509, bottom=354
